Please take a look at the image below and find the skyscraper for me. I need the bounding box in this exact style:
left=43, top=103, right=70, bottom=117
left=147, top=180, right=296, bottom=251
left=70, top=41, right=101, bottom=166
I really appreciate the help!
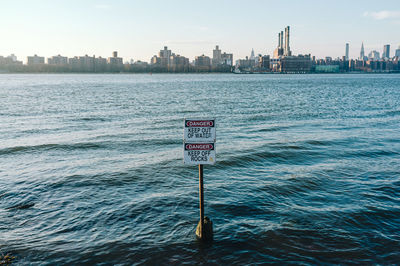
left=359, top=42, right=365, bottom=60
left=212, top=45, right=222, bottom=66
left=345, top=43, right=349, bottom=60
left=395, top=45, right=400, bottom=58
left=368, top=50, right=380, bottom=61
left=382, top=44, right=390, bottom=59
left=250, top=48, right=255, bottom=60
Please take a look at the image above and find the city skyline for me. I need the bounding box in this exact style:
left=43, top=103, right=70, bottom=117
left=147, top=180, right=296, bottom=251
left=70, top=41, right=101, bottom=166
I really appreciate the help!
left=1, top=0, right=400, bottom=63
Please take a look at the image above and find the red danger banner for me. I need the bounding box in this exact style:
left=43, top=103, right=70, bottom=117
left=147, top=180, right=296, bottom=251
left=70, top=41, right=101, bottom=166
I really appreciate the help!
left=185, top=120, right=214, bottom=127
left=185, top=143, right=214, bottom=151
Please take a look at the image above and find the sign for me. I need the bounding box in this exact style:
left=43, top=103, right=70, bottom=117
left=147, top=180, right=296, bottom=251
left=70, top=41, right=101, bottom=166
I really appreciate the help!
left=184, top=119, right=216, bottom=143
left=184, top=143, right=216, bottom=165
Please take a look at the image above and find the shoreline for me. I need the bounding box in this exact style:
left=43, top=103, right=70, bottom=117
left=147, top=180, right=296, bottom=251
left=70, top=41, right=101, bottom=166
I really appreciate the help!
left=0, top=71, right=399, bottom=75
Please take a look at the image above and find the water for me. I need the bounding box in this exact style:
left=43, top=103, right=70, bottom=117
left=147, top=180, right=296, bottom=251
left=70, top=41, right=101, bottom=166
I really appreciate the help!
left=1, top=73, right=400, bottom=264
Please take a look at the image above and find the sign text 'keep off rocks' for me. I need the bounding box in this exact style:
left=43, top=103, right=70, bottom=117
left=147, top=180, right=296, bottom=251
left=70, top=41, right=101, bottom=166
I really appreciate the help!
left=183, top=143, right=215, bottom=165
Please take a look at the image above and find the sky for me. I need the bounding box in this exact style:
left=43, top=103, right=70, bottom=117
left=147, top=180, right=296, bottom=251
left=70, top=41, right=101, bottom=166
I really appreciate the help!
left=1, top=0, right=400, bottom=63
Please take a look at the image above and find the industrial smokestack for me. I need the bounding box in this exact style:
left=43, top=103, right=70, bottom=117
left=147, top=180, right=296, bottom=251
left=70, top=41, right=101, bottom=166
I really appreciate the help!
left=278, top=32, right=281, bottom=48
left=280, top=31, right=284, bottom=49
left=284, top=26, right=290, bottom=56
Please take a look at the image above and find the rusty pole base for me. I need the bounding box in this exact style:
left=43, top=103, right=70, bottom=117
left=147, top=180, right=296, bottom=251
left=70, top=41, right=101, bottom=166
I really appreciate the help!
left=195, top=216, right=213, bottom=241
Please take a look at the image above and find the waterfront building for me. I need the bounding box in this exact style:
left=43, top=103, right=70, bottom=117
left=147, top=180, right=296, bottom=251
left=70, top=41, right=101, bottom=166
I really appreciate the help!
left=150, top=46, right=173, bottom=70
left=48, top=55, right=68, bottom=65
left=159, top=46, right=171, bottom=67
left=169, top=54, right=189, bottom=72
left=0, top=55, right=22, bottom=66
left=95, top=57, right=107, bottom=72
left=221, top=52, right=233, bottom=66
left=195, top=54, right=211, bottom=71
left=258, top=55, right=270, bottom=71
left=212, top=45, right=233, bottom=68
left=368, top=50, right=380, bottom=61
left=27, top=54, right=45, bottom=65
left=212, top=45, right=222, bottom=66
left=277, top=54, right=311, bottom=73
left=382, top=44, right=390, bottom=59
left=236, top=56, right=256, bottom=71
left=78, top=55, right=95, bottom=72
left=345, top=43, right=349, bottom=60
left=108, top=51, right=123, bottom=70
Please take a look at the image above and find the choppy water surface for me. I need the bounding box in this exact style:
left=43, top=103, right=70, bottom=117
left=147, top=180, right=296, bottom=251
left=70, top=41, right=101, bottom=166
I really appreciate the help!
left=1, top=74, right=400, bottom=264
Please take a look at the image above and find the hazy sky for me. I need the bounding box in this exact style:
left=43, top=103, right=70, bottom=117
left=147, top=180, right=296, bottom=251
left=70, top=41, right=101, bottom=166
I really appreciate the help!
left=1, top=0, right=400, bottom=63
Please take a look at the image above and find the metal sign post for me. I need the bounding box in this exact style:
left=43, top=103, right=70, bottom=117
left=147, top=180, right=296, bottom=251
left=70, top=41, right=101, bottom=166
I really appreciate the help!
left=198, top=164, right=204, bottom=239
left=183, top=118, right=215, bottom=241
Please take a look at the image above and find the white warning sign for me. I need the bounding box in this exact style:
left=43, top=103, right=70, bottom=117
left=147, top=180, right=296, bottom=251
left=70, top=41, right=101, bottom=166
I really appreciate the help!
left=184, top=119, right=216, bottom=143
left=183, top=143, right=216, bottom=165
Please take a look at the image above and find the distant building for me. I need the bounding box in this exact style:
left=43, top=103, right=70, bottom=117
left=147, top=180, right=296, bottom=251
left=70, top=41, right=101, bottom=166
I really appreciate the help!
left=150, top=46, right=173, bottom=69
left=236, top=56, right=256, bottom=70
left=159, top=46, right=171, bottom=67
left=368, top=50, right=380, bottom=61
left=108, top=51, right=123, bottom=71
left=212, top=45, right=222, bottom=66
left=27, top=54, right=45, bottom=65
left=221, top=52, right=233, bottom=66
left=48, top=55, right=68, bottom=65
left=258, top=55, right=270, bottom=70
left=395, top=46, right=400, bottom=58
left=211, top=45, right=233, bottom=69
left=95, top=57, right=107, bottom=72
left=383, top=44, right=390, bottom=59
left=345, top=43, right=349, bottom=60
left=78, top=55, right=95, bottom=71
left=195, top=54, right=211, bottom=71
left=0, top=54, right=22, bottom=66
left=277, top=54, right=311, bottom=73
left=359, top=42, right=365, bottom=60
left=169, top=54, right=189, bottom=72
left=250, top=48, right=255, bottom=60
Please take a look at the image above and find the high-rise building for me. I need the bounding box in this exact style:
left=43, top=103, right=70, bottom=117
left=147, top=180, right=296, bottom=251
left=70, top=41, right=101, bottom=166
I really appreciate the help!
left=212, top=45, right=222, bottom=66
left=359, top=42, right=365, bottom=60
left=27, top=54, right=45, bottom=65
left=159, top=46, right=172, bottom=66
left=368, top=50, right=380, bottom=61
left=195, top=54, right=211, bottom=71
left=250, top=48, right=255, bottom=60
left=345, top=43, right=349, bottom=60
left=221, top=52, right=233, bottom=66
left=48, top=55, right=68, bottom=65
left=108, top=51, right=123, bottom=71
left=395, top=45, right=400, bottom=58
left=169, top=54, right=189, bottom=72
left=383, top=44, right=390, bottom=59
